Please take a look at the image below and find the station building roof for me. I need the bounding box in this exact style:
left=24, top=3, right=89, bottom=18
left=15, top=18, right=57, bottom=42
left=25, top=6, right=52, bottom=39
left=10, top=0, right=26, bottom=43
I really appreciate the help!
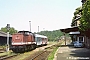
left=0, top=31, right=12, bottom=37
left=60, top=26, right=79, bottom=33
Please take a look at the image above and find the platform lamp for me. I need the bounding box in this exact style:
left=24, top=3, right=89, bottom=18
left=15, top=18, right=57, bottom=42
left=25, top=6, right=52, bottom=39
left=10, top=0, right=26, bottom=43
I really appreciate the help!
left=6, top=24, right=10, bottom=52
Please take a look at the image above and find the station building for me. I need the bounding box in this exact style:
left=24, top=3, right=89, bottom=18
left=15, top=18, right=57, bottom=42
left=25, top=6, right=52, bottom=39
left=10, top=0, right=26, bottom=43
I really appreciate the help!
left=60, top=0, right=90, bottom=48
left=0, top=31, right=12, bottom=45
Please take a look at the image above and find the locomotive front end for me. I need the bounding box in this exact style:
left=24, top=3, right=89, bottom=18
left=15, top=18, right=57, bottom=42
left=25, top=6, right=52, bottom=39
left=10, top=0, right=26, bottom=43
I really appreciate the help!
left=11, top=33, right=25, bottom=52
left=12, top=33, right=23, bottom=45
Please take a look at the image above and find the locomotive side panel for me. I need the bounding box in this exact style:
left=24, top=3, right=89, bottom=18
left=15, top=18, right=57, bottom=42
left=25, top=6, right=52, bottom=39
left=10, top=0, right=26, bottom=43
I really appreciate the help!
left=31, top=35, right=33, bottom=42
left=23, top=35, right=30, bottom=45
left=28, top=35, right=32, bottom=42
left=27, top=34, right=36, bottom=44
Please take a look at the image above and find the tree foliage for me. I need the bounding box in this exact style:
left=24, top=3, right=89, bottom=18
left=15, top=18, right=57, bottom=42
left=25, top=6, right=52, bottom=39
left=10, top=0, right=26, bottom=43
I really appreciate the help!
left=0, top=27, right=17, bottom=35
left=74, top=6, right=82, bottom=16
left=71, top=6, right=82, bottom=26
left=80, top=0, right=90, bottom=31
left=36, top=30, right=69, bottom=41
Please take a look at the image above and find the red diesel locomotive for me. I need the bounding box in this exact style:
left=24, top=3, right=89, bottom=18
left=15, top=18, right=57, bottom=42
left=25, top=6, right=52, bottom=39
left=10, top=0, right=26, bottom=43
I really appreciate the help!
left=11, top=31, right=48, bottom=53
left=11, top=31, right=36, bottom=52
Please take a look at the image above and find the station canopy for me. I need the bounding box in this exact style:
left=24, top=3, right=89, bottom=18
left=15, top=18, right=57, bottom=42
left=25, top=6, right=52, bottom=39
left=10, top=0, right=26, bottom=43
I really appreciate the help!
left=60, top=26, right=79, bottom=33
left=69, top=31, right=80, bottom=35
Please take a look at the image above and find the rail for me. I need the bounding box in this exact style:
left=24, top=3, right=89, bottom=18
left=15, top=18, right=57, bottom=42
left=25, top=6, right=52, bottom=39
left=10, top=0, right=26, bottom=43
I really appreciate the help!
left=30, top=50, right=47, bottom=60
left=0, top=54, right=18, bottom=60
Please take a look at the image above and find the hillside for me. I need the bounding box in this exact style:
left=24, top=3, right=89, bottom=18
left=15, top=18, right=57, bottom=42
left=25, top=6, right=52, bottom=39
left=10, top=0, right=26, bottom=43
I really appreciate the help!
left=36, top=30, right=69, bottom=41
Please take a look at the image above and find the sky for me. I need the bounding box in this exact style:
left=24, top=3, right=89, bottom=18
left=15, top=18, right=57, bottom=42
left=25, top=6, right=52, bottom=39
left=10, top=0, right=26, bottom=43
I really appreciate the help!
left=0, top=0, right=82, bottom=32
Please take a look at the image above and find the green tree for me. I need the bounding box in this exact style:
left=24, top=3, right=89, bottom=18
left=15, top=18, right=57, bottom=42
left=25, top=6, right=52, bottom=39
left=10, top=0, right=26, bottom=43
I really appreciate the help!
left=74, top=6, right=82, bottom=15
left=0, top=27, right=17, bottom=35
left=71, top=6, right=82, bottom=26
left=36, top=30, right=66, bottom=41
left=80, top=0, right=90, bottom=31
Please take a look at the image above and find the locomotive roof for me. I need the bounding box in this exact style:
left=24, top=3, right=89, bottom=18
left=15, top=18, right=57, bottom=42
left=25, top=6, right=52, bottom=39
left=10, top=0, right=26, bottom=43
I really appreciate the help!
left=35, top=34, right=47, bottom=38
left=18, top=31, right=32, bottom=33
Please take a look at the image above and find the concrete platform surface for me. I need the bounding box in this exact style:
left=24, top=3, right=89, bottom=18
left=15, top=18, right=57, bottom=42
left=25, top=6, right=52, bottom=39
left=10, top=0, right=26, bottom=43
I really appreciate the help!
left=54, top=46, right=90, bottom=60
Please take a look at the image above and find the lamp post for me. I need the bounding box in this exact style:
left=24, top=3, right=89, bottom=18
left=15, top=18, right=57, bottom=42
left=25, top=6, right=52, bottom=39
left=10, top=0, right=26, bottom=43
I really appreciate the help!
left=6, top=24, right=10, bottom=52
left=29, top=21, right=31, bottom=32
left=43, top=28, right=45, bottom=31
left=38, top=26, right=39, bottom=32
left=64, top=33, right=66, bottom=46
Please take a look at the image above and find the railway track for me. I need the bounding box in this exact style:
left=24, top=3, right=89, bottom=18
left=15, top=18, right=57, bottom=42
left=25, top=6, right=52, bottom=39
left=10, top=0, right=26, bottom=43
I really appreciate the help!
left=29, top=42, right=62, bottom=60
left=0, top=54, right=18, bottom=60
left=24, top=43, right=59, bottom=60
left=30, top=50, right=50, bottom=60
left=0, top=48, right=5, bottom=53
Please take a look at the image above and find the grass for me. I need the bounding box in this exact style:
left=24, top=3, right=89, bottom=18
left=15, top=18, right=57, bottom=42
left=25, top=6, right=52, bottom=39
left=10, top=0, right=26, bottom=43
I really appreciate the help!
left=47, top=47, right=58, bottom=60
left=48, top=41, right=58, bottom=45
left=0, top=45, right=6, bottom=49
left=0, top=50, right=13, bottom=56
left=47, top=40, right=64, bottom=60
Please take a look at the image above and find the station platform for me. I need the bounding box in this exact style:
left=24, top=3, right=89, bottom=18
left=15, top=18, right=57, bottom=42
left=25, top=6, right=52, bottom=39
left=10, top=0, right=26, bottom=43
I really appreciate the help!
left=54, top=41, right=90, bottom=60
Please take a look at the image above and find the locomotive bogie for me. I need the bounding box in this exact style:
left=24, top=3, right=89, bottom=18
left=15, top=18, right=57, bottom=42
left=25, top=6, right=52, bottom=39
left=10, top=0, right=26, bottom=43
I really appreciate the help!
left=11, top=45, right=25, bottom=53
left=11, top=44, right=36, bottom=53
